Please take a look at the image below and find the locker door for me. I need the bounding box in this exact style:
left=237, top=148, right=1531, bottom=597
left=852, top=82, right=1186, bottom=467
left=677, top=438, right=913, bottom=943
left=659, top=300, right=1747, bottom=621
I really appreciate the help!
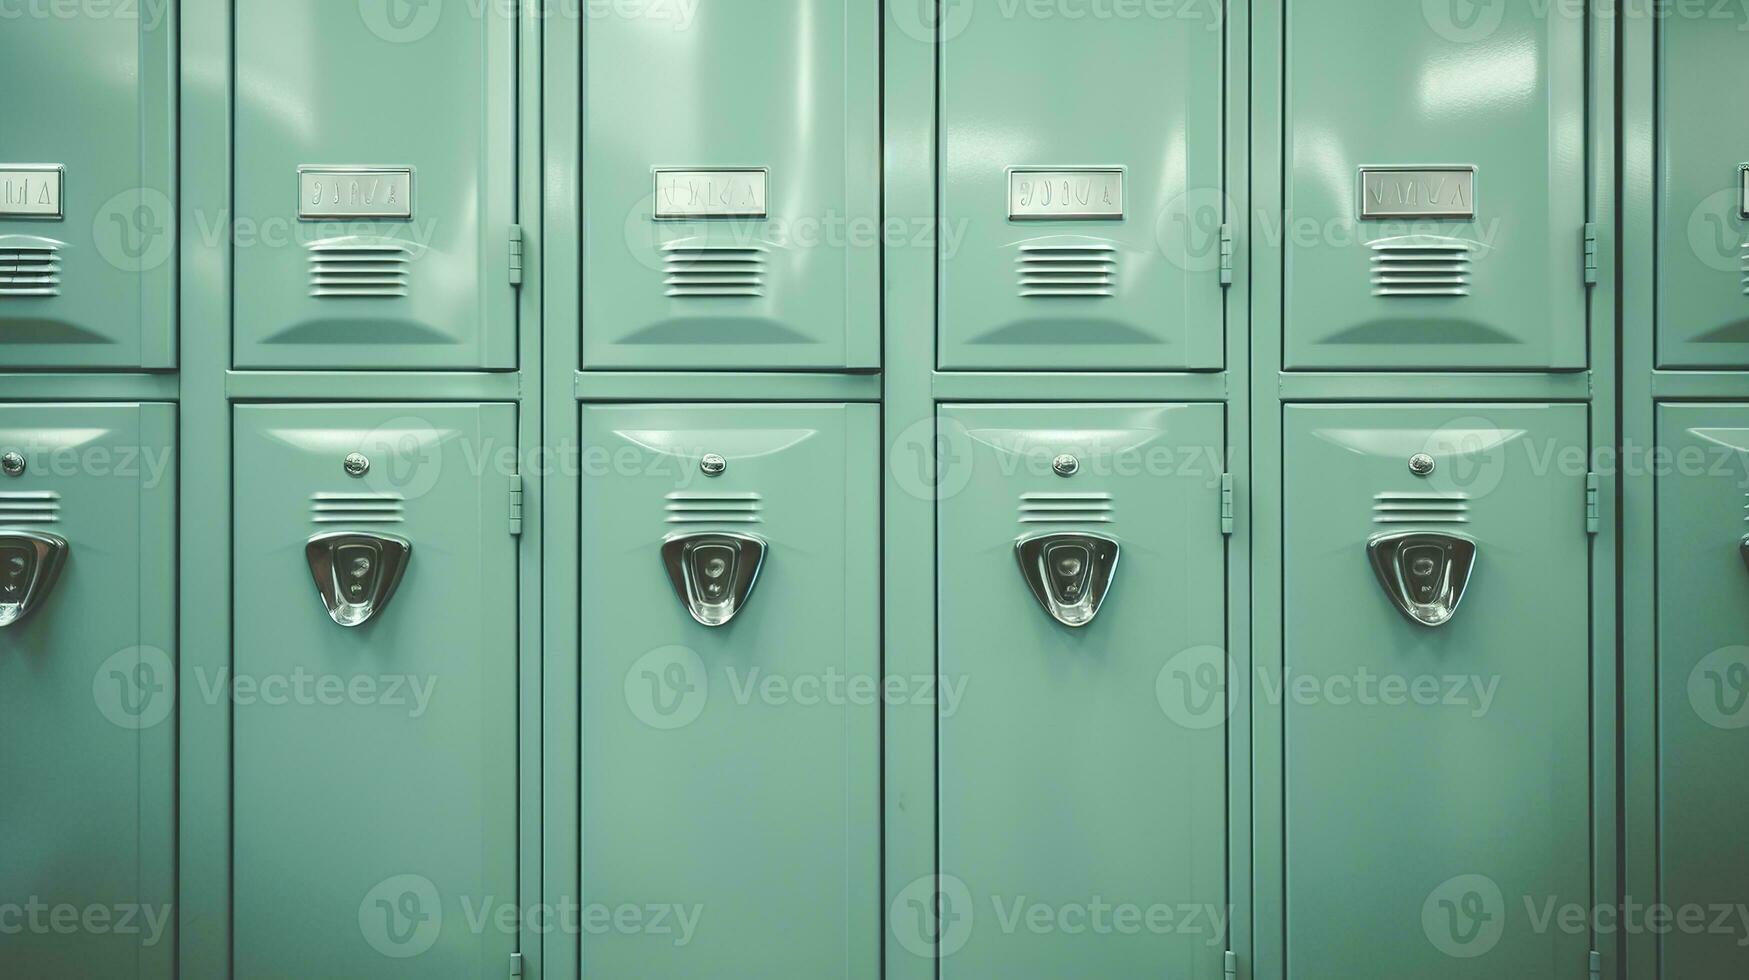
left=581, top=2, right=880, bottom=370
left=1655, top=25, right=1749, bottom=367
left=938, top=9, right=1225, bottom=371
left=1283, top=2, right=1588, bottom=370
left=579, top=403, right=879, bottom=977
left=937, top=404, right=1227, bottom=975
left=1284, top=404, right=1591, bottom=978
left=232, top=1, right=516, bottom=369
left=232, top=404, right=517, bottom=978
left=0, top=11, right=175, bottom=368
left=0, top=404, right=176, bottom=977
left=1654, top=405, right=1749, bottom=977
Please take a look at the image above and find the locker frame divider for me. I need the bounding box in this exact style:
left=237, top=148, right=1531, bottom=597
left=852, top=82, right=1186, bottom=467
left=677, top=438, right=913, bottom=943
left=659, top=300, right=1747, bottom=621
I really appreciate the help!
left=1249, top=3, right=1620, bottom=980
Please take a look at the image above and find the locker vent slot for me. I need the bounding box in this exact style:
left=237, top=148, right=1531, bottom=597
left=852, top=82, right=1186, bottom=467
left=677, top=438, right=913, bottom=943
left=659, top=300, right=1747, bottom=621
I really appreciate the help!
left=1373, top=492, right=1469, bottom=524
left=1741, top=241, right=1748, bottom=295
left=306, top=236, right=416, bottom=299
left=662, top=242, right=766, bottom=298
left=1019, top=492, right=1113, bottom=525
left=0, top=236, right=63, bottom=298
left=311, top=492, right=406, bottom=525
left=665, top=492, right=762, bottom=524
left=1369, top=235, right=1474, bottom=297
left=1017, top=242, right=1116, bottom=298
left=0, top=491, right=60, bottom=524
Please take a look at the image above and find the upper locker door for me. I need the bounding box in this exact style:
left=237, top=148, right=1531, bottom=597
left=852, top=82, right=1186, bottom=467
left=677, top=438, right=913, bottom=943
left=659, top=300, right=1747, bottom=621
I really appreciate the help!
left=581, top=3, right=880, bottom=370
left=0, top=404, right=175, bottom=978
left=1283, top=1, right=1588, bottom=370
left=0, top=9, right=174, bottom=368
left=1654, top=406, right=1749, bottom=977
left=937, top=405, right=1227, bottom=975
left=231, top=404, right=517, bottom=977
left=579, top=404, right=879, bottom=976
left=1284, top=404, right=1591, bottom=978
left=938, top=6, right=1225, bottom=371
left=232, top=0, right=515, bottom=369
left=1656, top=24, right=1749, bottom=367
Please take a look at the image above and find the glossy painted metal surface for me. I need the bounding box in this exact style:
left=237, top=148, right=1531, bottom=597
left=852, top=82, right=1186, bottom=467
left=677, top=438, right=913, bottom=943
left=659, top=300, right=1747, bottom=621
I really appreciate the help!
left=1652, top=405, right=1749, bottom=978
left=937, top=403, right=1227, bottom=977
left=0, top=10, right=175, bottom=367
left=581, top=3, right=879, bottom=370
left=231, top=403, right=517, bottom=977
left=232, top=0, right=515, bottom=369
left=0, top=403, right=176, bottom=978
left=1283, top=1, right=1587, bottom=370
left=938, top=7, right=1224, bottom=370
left=1284, top=403, right=1591, bottom=978
left=579, top=403, right=879, bottom=976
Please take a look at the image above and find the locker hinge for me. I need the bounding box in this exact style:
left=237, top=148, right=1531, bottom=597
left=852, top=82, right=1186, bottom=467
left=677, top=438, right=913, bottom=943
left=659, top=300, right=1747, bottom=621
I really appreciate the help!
left=509, top=224, right=525, bottom=286
left=1588, top=950, right=1601, bottom=980
left=1220, top=474, right=1236, bottom=535
left=1585, top=473, right=1601, bottom=535
left=510, top=951, right=524, bottom=977
left=1583, top=222, right=1599, bottom=286
left=1219, top=224, right=1235, bottom=286
left=509, top=474, right=524, bottom=536
left=1224, top=950, right=1239, bottom=980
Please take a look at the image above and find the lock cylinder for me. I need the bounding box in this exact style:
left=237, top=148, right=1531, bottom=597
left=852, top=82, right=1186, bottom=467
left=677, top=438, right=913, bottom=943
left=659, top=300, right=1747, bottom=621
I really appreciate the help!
left=1366, top=531, right=1478, bottom=627
left=661, top=532, right=767, bottom=627
left=304, top=531, right=412, bottom=628
left=0, top=530, right=69, bottom=628
left=1015, top=532, right=1120, bottom=628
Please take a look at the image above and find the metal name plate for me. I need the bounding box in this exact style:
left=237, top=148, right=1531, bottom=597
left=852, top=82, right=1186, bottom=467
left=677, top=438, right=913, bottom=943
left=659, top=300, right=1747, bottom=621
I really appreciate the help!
left=1360, top=167, right=1476, bottom=220
left=1008, top=169, right=1124, bottom=220
left=654, top=169, right=768, bottom=219
left=1740, top=164, right=1748, bottom=219
left=0, top=166, right=64, bottom=219
left=298, top=167, right=413, bottom=220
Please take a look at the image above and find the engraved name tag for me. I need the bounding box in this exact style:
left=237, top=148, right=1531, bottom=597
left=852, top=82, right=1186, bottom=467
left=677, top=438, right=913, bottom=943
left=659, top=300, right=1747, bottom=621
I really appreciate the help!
left=1360, top=168, right=1476, bottom=220
left=298, top=167, right=413, bottom=220
left=654, top=169, right=768, bottom=219
left=0, top=166, right=64, bottom=219
left=1008, top=169, right=1124, bottom=220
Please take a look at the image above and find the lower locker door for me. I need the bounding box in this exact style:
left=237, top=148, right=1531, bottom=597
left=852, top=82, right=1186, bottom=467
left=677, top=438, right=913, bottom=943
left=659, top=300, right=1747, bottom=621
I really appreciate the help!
left=936, top=404, right=1228, bottom=976
left=232, top=403, right=518, bottom=978
left=0, top=403, right=175, bottom=978
left=579, top=403, right=879, bottom=978
left=1655, top=405, right=1749, bottom=976
left=1284, top=403, right=1592, bottom=978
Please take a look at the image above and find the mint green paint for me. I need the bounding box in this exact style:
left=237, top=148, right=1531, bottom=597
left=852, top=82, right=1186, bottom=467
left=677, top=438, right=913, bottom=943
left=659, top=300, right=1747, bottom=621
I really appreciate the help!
left=230, top=403, right=518, bottom=978
left=580, top=3, right=880, bottom=370
left=937, top=8, right=1224, bottom=370
left=937, top=403, right=1228, bottom=977
left=578, top=403, right=880, bottom=977
left=231, top=1, right=516, bottom=369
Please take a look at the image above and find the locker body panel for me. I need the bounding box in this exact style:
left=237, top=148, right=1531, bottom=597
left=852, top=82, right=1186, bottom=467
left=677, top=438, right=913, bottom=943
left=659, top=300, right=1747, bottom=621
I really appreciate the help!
left=578, top=403, right=879, bottom=977
left=936, top=403, right=1227, bottom=976
left=231, top=403, right=518, bottom=977
left=1283, top=403, right=1591, bottom=978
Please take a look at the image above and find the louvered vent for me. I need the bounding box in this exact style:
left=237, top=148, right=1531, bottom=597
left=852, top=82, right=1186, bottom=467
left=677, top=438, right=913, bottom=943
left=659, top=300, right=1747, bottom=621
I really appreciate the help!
left=1740, top=241, right=1748, bottom=295
left=310, top=492, right=405, bottom=525
left=665, top=492, right=762, bottom=524
left=1019, top=492, right=1113, bottom=525
left=1017, top=242, right=1116, bottom=298
left=307, top=236, right=416, bottom=299
left=0, top=236, right=63, bottom=298
left=1373, top=492, right=1469, bottom=525
left=0, top=491, right=60, bottom=524
left=1369, top=235, right=1475, bottom=298
left=663, top=242, right=765, bottom=298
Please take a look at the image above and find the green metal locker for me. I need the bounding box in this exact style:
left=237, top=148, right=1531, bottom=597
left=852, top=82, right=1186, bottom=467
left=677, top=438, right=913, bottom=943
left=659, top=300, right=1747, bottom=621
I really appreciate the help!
left=231, top=403, right=518, bottom=977
left=1283, top=0, right=1589, bottom=370
left=0, top=10, right=175, bottom=368
left=1653, top=405, right=1749, bottom=977
left=0, top=403, right=176, bottom=977
left=580, top=2, right=880, bottom=370
left=1284, top=404, right=1591, bottom=978
left=936, top=404, right=1227, bottom=975
left=938, top=9, right=1224, bottom=370
left=231, top=0, right=516, bottom=369
left=579, top=403, right=879, bottom=977
left=1655, top=23, right=1749, bottom=367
